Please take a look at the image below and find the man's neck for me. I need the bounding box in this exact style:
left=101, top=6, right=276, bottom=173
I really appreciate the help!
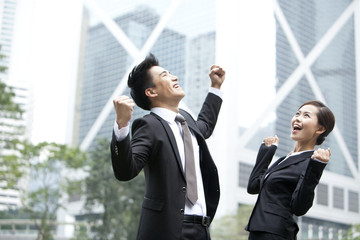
left=151, top=102, right=179, bottom=113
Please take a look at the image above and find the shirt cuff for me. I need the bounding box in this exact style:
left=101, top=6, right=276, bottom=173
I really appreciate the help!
left=113, top=121, right=130, bottom=142
left=261, top=141, right=278, bottom=147
left=209, top=87, right=223, bottom=99
left=312, top=158, right=328, bottom=164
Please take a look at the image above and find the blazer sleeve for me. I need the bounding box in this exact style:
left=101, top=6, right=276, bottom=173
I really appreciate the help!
left=110, top=117, right=153, bottom=181
left=247, top=144, right=277, bottom=194
left=196, top=92, right=223, bottom=139
left=290, top=159, right=326, bottom=216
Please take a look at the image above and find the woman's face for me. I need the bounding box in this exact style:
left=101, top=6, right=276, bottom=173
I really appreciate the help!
left=290, top=104, right=324, bottom=144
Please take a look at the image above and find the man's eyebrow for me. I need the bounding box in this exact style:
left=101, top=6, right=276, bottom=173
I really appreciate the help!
left=159, top=70, right=168, bottom=76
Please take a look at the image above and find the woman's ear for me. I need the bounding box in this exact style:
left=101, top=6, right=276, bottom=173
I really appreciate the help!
left=145, top=88, right=157, bottom=98
left=316, top=125, right=326, bottom=135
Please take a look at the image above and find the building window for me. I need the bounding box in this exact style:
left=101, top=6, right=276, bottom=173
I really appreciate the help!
left=348, top=190, right=359, bottom=213
left=238, top=162, right=253, bottom=188
left=316, top=183, right=328, bottom=206
left=333, top=187, right=344, bottom=209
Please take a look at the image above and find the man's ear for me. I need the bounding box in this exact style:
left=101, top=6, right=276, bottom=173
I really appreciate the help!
left=145, top=88, right=157, bottom=98
left=316, top=125, right=326, bottom=135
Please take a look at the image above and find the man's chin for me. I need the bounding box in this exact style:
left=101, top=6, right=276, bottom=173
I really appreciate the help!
left=177, top=90, right=185, bottom=98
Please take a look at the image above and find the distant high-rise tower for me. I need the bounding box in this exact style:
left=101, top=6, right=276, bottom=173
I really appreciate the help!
left=185, top=32, right=216, bottom=115
left=231, top=1, right=360, bottom=239
left=0, top=0, right=17, bottom=79
left=69, top=1, right=360, bottom=239
left=0, top=81, right=32, bottom=210
left=73, top=7, right=186, bottom=148
left=273, top=0, right=359, bottom=238
left=0, top=0, right=33, bottom=210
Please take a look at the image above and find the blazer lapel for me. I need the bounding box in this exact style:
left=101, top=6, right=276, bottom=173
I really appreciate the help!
left=266, top=151, right=314, bottom=178
left=150, top=112, right=186, bottom=180
left=260, top=156, right=286, bottom=189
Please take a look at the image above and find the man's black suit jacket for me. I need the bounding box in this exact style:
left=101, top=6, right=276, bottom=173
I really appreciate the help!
left=245, top=144, right=326, bottom=239
left=110, top=93, right=222, bottom=240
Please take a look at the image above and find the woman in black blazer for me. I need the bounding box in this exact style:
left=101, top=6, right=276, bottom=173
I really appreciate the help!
left=245, top=100, right=335, bottom=240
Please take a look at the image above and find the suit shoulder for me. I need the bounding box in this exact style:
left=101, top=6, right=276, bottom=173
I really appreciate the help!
left=133, top=113, right=161, bottom=128
left=179, top=109, right=195, bottom=122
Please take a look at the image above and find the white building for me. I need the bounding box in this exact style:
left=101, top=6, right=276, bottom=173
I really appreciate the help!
left=0, top=0, right=33, bottom=211
left=0, top=80, right=33, bottom=210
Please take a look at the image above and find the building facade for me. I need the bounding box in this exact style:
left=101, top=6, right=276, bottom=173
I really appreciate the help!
left=69, top=0, right=360, bottom=239
left=234, top=1, right=360, bottom=239
left=275, top=1, right=359, bottom=238
left=73, top=7, right=187, bottom=149
left=0, top=81, right=32, bottom=210
left=0, top=0, right=33, bottom=211
left=0, top=0, right=17, bottom=79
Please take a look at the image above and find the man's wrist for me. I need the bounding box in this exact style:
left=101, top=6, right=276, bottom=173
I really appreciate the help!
left=209, top=87, right=223, bottom=99
left=211, top=84, right=221, bottom=90
left=114, top=121, right=130, bottom=142
left=116, top=120, right=129, bottom=129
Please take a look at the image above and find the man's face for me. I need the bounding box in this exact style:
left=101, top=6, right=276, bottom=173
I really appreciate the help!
left=148, top=66, right=185, bottom=104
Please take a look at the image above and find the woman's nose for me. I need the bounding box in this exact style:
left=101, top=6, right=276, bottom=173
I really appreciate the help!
left=294, top=115, right=302, bottom=121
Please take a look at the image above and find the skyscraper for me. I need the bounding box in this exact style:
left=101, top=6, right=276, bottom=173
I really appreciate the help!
left=0, top=0, right=17, bottom=79
left=73, top=7, right=186, bottom=149
left=185, top=32, right=216, bottom=115
left=0, top=0, right=33, bottom=211
left=235, top=1, right=360, bottom=239
left=70, top=1, right=359, bottom=239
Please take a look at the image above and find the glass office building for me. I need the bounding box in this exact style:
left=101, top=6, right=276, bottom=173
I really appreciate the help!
left=73, top=2, right=214, bottom=148
left=71, top=0, right=360, bottom=239
left=238, top=1, right=360, bottom=238
left=274, top=1, right=359, bottom=238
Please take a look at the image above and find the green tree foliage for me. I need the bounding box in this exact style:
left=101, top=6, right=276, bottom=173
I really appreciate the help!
left=210, top=204, right=253, bottom=240
left=343, top=223, right=360, bottom=240
left=82, top=138, right=145, bottom=240
left=0, top=80, right=23, bottom=114
left=23, top=141, right=86, bottom=240
left=3, top=140, right=87, bottom=240
left=0, top=80, right=25, bottom=187
left=0, top=45, right=7, bottom=73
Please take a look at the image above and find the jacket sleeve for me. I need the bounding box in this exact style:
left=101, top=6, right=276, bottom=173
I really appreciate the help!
left=110, top=118, right=153, bottom=181
left=196, top=93, right=223, bottom=139
left=290, top=159, right=326, bottom=216
left=247, top=144, right=277, bottom=194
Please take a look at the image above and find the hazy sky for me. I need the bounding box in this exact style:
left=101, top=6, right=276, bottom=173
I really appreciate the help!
left=11, top=0, right=83, bottom=144
left=11, top=0, right=276, bottom=145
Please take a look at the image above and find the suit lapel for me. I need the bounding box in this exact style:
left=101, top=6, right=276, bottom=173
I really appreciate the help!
left=150, top=112, right=186, bottom=180
left=265, top=151, right=313, bottom=178
left=260, top=156, right=286, bottom=189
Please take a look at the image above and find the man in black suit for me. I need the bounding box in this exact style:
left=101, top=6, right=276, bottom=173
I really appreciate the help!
left=110, top=53, right=225, bottom=240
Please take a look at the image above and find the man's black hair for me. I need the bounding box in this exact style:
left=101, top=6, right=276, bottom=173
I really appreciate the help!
left=127, top=53, right=159, bottom=110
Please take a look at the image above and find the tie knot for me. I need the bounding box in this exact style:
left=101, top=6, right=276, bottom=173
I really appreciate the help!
left=175, top=114, right=186, bottom=123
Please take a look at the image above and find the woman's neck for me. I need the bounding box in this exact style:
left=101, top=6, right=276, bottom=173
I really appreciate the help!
left=293, top=141, right=315, bottom=153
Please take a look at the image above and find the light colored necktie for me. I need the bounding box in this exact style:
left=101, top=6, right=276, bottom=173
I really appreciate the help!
left=175, top=114, right=198, bottom=205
